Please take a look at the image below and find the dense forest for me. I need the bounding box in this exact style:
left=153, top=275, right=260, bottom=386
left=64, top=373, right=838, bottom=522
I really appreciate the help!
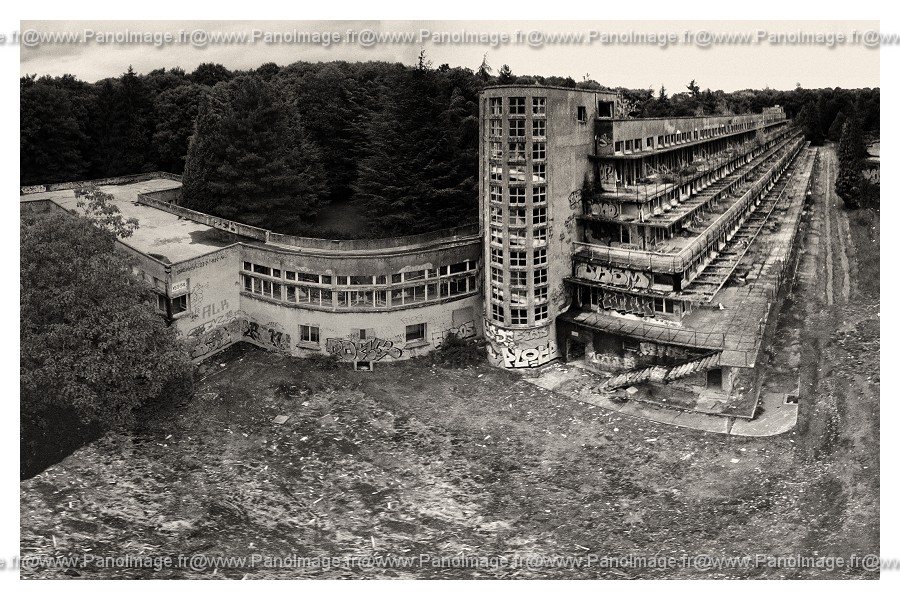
left=21, top=59, right=880, bottom=237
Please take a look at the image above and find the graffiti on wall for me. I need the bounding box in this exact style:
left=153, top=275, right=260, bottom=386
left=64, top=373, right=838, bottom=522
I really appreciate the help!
left=598, top=163, right=616, bottom=187
left=590, top=201, right=620, bottom=219
left=575, top=263, right=651, bottom=290
left=568, top=189, right=582, bottom=210
left=325, top=337, right=403, bottom=361
left=186, top=311, right=291, bottom=359
left=483, top=319, right=549, bottom=349
left=431, top=320, right=476, bottom=347
left=483, top=319, right=558, bottom=368
left=502, top=342, right=558, bottom=368
left=598, top=290, right=656, bottom=317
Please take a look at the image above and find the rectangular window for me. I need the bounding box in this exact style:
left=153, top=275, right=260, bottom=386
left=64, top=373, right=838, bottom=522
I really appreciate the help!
left=156, top=294, right=167, bottom=313
left=490, top=119, right=502, bottom=137
left=535, top=286, right=548, bottom=302
left=509, top=187, right=526, bottom=205
left=243, top=261, right=252, bottom=271
left=614, top=141, right=623, bottom=153
left=490, top=165, right=503, bottom=182
left=658, top=135, right=664, bottom=146
left=490, top=186, right=503, bottom=204
left=491, top=285, right=504, bottom=302
left=532, top=97, right=546, bottom=114
left=533, top=186, right=546, bottom=204
left=509, top=208, right=527, bottom=227
left=491, top=247, right=504, bottom=265
left=534, top=248, right=547, bottom=265
left=285, top=271, right=297, bottom=281
left=490, top=141, right=503, bottom=160
left=509, top=290, right=528, bottom=306
left=509, top=97, right=525, bottom=115
left=491, top=266, right=504, bottom=284
left=509, top=119, right=525, bottom=137
left=405, top=285, right=426, bottom=304
left=406, top=323, right=426, bottom=342
left=510, top=271, right=527, bottom=287
left=534, top=227, right=548, bottom=244
left=350, top=290, right=373, bottom=307
left=508, top=141, right=526, bottom=162
left=297, top=272, right=319, bottom=284
left=532, top=142, right=546, bottom=160
left=534, top=268, right=548, bottom=285
left=243, top=275, right=253, bottom=292
left=490, top=227, right=503, bottom=245
left=253, top=264, right=271, bottom=276
left=374, top=290, right=388, bottom=307
left=404, top=270, right=426, bottom=282
left=533, top=119, right=546, bottom=137
left=510, top=251, right=527, bottom=268
left=448, top=261, right=470, bottom=274
left=491, top=303, right=505, bottom=322
left=508, top=228, right=526, bottom=249
left=511, top=309, right=529, bottom=325
left=349, top=275, right=372, bottom=286
left=532, top=163, right=546, bottom=184
left=533, top=207, right=547, bottom=226
left=490, top=205, right=503, bottom=225
left=597, top=101, right=614, bottom=118
left=647, top=137, right=653, bottom=148
left=625, top=140, right=633, bottom=152
left=299, top=325, right=320, bottom=344
left=577, top=106, right=587, bottom=122
left=448, top=278, right=467, bottom=296
left=535, top=305, right=548, bottom=322
left=490, top=97, right=502, bottom=116
left=172, top=295, right=188, bottom=315
left=634, top=139, right=642, bottom=151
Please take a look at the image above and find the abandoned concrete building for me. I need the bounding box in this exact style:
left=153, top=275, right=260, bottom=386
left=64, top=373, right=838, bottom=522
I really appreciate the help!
left=20, top=84, right=815, bottom=419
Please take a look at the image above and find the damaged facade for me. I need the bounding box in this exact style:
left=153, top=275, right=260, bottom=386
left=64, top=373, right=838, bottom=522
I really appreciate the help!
left=21, top=84, right=814, bottom=417
left=479, top=85, right=814, bottom=417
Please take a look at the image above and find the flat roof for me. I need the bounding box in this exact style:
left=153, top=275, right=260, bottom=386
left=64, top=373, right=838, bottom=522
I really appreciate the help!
left=21, top=179, right=232, bottom=265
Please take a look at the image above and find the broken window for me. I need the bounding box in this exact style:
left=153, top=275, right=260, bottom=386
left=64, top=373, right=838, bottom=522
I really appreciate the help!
left=491, top=303, right=504, bottom=322
left=532, top=97, right=546, bottom=115
left=511, top=309, right=528, bottom=325
left=597, top=101, right=614, bottom=118
left=490, top=206, right=503, bottom=225
left=406, top=323, right=426, bottom=342
left=534, top=305, right=548, bottom=322
left=490, top=97, right=502, bottom=116
left=508, top=142, right=526, bottom=162
left=532, top=163, right=546, bottom=184
left=533, top=186, right=546, bottom=204
left=490, top=120, right=502, bottom=137
left=490, top=141, right=503, bottom=160
left=299, top=325, right=320, bottom=344
left=535, top=286, right=548, bottom=302
left=577, top=106, right=587, bottom=122
left=491, top=247, right=504, bottom=265
left=490, top=186, right=503, bottom=203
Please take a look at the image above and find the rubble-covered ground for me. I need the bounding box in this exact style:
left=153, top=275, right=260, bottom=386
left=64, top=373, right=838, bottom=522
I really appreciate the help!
left=21, top=145, right=878, bottom=579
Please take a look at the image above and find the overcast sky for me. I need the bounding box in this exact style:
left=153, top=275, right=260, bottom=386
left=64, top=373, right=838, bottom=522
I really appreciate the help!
left=20, top=20, right=880, bottom=91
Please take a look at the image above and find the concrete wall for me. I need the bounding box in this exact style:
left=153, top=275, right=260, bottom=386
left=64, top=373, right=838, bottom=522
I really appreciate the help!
left=20, top=171, right=181, bottom=195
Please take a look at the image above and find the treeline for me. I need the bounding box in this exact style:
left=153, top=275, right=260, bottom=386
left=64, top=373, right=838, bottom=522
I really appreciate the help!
left=21, top=62, right=879, bottom=236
